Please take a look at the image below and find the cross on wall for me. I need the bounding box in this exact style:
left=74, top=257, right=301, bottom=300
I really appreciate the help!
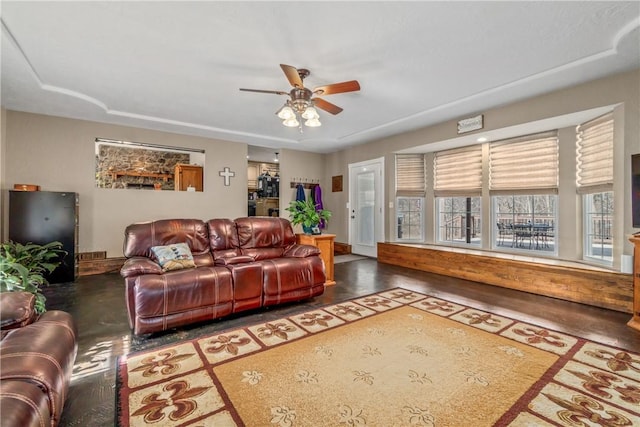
left=219, top=167, right=236, bottom=186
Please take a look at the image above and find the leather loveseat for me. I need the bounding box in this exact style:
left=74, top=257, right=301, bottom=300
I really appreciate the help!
left=0, top=291, right=78, bottom=427
left=121, top=217, right=326, bottom=335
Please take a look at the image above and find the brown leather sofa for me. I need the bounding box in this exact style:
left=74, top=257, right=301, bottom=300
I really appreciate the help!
left=121, top=217, right=326, bottom=335
left=0, top=291, right=78, bottom=427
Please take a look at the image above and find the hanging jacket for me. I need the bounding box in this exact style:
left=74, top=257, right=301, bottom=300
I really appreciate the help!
left=314, top=185, right=325, bottom=229
left=296, top=183, right=305, bottom=202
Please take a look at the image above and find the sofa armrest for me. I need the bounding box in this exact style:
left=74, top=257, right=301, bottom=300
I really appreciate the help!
left=0, top=292, right=37, bottom=330
left=215, top=255, right=255, bottom=266
left=120, top=257, right=162, bottom=278
left=284, top=244, right=321, bottom=258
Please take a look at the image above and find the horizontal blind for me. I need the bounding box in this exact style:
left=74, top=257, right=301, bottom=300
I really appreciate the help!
left=395, top=154, right=425, bottom=197
left=434, top=145, right=482, bottom=197
left=576, top=113, right=613, bottom=194
left=489, top=131, right=558, bottom=195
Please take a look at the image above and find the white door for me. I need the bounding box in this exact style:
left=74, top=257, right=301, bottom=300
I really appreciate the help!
left=349, top=157, right=384, bottom=257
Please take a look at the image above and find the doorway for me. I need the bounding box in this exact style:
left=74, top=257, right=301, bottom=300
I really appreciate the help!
left=349, top=157, right=384, bottom=257
left=247, top=146, right=280, bottom=217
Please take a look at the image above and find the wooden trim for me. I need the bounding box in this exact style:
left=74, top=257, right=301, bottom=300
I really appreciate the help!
left=79, top=257, right=125, bottom=276
left=378, top=242, right=632, bottom=314
left=628, top=236, right=640, bottom=330
left=334, top=242, right=351, bottom=256
left=78, top=251, right=107, bottom=261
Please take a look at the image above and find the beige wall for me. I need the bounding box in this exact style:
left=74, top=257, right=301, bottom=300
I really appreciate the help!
left=3, top=112, right=248, bottom=257
left=278, top=149, right=325, bottom=234
left=325, top=69, right=640, bottom=265
left=3, top=68, right=638, bottom=265
left=0, top=108, right=6, bottom=236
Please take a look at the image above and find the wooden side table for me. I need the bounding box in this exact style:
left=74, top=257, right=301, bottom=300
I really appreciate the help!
left=297, top=233, right=336, bottom=286
left=628, top=236, right=640, bottom=331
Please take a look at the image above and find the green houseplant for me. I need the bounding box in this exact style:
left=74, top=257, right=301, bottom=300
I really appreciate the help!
left=285, top=199, right=332, bottom=234
left=0, top=241, right=66, bottom=313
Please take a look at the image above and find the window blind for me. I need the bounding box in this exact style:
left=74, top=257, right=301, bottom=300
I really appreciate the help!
left=434, top=145, right=482, bottom=197
left=395, top=154, right=425, bottom=197
left=489, top=131, right=559, bottom=195
left=576, top=113, right=613, bottom=194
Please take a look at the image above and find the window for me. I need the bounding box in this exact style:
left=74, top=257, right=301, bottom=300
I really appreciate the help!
left=577, top=113, right=614, bottom=265
left=395, top=154, right=425, bottom=241
left=490, top=132, right=559, bottom=253
left=397, top=197, right=424, bottom=240
left=434, top=146, right=482, bottom=246
left=437, top=197, right=481, bottom=245
left=494, top=195, right=556, bottom=252
left=583, top=192, right=613, bottom=263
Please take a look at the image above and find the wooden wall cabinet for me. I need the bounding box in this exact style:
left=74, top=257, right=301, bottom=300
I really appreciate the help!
left=628, top=236, right=640, bottom=331
left=174, top=164, right=203, bottom=191
left=248, top=163, right=259, bottom=190
left=296, top=233, right=336, bottom=286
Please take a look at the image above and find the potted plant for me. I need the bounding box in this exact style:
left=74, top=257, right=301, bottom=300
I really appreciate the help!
left=0, top=241, right=66, bottom=313
left=285, top=199, right=332, bottom=234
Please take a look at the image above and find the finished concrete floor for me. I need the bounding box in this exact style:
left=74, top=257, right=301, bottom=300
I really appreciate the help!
left=42, top=258, right=640, bottom=426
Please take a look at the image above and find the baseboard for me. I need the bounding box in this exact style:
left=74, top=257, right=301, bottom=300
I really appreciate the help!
left=77, top=251, right=107, bottom=261
left=78, top=257, right=125, bottom=276
left=334, top=242, right=351, bottom=255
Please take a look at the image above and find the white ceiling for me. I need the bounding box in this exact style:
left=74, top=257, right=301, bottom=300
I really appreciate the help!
left=2, top=2, right=639, bottom=159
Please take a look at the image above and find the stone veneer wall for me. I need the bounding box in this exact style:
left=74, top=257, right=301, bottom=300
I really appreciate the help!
left=95, top=145, right=190, bottom=189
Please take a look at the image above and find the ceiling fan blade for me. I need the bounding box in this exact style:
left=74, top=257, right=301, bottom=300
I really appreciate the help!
left=239, top=88, right=289, bottom=95
left=280, top=64, right=303, bottom=88
left=313, top=80, right=360, bottom=96
left=313, top=97, right=343, bottom=115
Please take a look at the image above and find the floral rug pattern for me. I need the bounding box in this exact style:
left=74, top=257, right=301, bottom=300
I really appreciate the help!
left=116, top=288, right=640, bottom=426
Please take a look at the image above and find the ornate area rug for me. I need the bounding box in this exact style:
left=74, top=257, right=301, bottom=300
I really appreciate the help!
left=116, top=288, right=640, bottom=426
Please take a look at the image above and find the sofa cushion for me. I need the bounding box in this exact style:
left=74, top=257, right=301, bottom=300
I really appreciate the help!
left=133, top=267, right=233, bottom=319
left=150, top=243, right=196, bottom=272
left=260, top=256, right=325, bottom=297
left=284, top=244, right=321, bottom=258
left=235, top=217, right=296, bottom=260
left=123, top=219, right=214, bottom=267
left=0, top=380, right=51, bottom=427
left=214, top=255, right=255, bottom=266
left=0, top=310, right=77, bottom=426
left=207, top=218, right=241, bottom=260
left=120, top=257, right=163, bottom=278
left=0, top=292, right=37, bottom=330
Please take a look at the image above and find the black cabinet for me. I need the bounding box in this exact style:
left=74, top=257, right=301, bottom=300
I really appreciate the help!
left=9, top=191, right=78, bottom=283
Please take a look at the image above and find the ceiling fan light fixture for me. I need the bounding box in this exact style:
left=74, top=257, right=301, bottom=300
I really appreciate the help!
left=277, top=105, right=295, bottom=120
left=305, top=117, right=321, bottom=127
left=301, top=106, right=319, bottom=120
left=283, top=117, right=299, bottom=127
left=241, top=64, right=360, bottom=131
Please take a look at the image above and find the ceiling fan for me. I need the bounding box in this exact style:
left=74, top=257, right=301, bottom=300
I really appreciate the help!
left=239, top=64, right=360, bottom=128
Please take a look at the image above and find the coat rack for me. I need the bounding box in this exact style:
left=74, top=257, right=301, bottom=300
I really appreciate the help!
left=290, top=178, right=320, bottom=189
